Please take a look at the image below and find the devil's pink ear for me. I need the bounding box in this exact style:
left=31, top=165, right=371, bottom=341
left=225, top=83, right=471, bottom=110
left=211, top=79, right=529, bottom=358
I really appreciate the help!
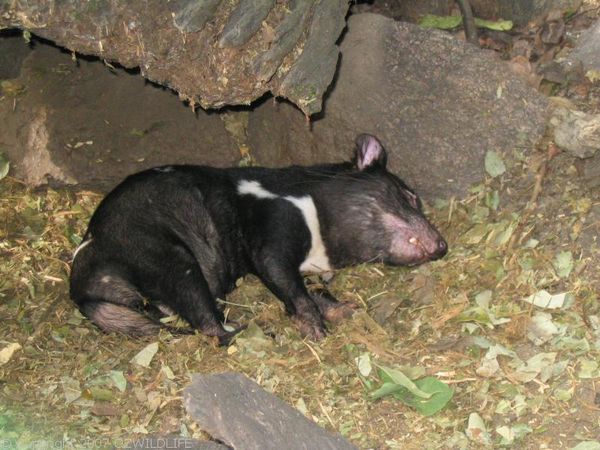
left=355, top=134, right=388, bottom=171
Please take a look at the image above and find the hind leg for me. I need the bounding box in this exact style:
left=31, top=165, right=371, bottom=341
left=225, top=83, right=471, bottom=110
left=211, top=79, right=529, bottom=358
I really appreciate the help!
left=145, top=248, right=243, bottom=344
left=78, top=301, right=161, bottom=336
left=72, top=247, right=241, bottom=343
left=252, top=262, right=327, bottom=340
left=71, top=266, right=163, bottom=335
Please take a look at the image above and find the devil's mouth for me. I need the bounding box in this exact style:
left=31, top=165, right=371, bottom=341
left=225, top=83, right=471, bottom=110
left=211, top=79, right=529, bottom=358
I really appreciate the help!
left=390, top=237, right=442, bottom=266
left=408, top=236, right=434, bottom=260
left=407, top=236, right=447, bottom=261
left=408, top=236, right=426, bottom=253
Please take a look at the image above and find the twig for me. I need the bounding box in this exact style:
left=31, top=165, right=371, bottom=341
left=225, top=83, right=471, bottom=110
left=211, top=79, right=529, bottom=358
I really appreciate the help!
left=301, top=339, right=322, bottom=364
left=442, top=377, right=478, bottom=384
left=456, top=0, right=478, bottom=45
left=565, top=6, right=600, bottom=24
left=318, top=400, right=336, bottom=429
left=216, top=298, right=256, bottom=309
left=506, top=145, right=552, bottom=250
left=528, top=153, right=549, bottom=209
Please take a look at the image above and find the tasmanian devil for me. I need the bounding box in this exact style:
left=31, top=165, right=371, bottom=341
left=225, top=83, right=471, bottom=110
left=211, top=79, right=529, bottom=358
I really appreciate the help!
left=69, top=134, right=447, bottom=343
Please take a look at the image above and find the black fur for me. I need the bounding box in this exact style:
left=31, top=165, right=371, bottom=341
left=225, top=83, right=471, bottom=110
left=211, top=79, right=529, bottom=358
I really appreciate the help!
left=70, top=134, right=447, bottom=342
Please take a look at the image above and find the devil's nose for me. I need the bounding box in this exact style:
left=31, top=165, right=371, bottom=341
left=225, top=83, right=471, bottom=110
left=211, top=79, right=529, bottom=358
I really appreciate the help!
left=434, top=239, right=448, bottom=258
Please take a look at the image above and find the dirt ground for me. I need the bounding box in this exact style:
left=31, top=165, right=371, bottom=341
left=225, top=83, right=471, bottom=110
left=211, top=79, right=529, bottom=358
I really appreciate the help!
left=0, top=31, right=244, bottom=192
left=2, top=8, right=600, bottom=450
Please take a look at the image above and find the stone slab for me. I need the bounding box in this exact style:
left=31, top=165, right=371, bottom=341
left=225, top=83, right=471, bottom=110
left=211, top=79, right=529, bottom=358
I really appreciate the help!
left=184, top=372, right=357, bottom=450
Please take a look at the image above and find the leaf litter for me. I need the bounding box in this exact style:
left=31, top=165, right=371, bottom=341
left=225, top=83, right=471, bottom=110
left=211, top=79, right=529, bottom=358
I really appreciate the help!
left=2, top=9, right=600, bottom=450
left=1, top=119, right=599, bottom=448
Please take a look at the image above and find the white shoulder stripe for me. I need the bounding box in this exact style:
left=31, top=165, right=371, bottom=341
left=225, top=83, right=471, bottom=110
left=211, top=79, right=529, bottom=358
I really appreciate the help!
left=237, top=180, right=277, bottom=199
left=237, top=179, right=332, bottom=273
left=284, top=196, right=332, bottom=273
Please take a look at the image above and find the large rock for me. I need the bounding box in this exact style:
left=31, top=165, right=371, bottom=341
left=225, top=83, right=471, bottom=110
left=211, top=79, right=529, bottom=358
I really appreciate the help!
left=248, top=13, right=550, bottom=199
left=551, top=107, right=600, bottom=158
left=184, top=372, right=357, bottom=450
left=123, top=436, right=228, bottom=450
left=575, top=154, right=600, bottom=189
left=566, top=19, right=600, bottom=72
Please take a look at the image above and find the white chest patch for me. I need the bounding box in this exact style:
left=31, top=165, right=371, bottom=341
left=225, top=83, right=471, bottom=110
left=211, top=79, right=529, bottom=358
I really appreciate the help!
left=237, top=180, right=332, bottom=273
left=284, top=195, right=332, bottom=273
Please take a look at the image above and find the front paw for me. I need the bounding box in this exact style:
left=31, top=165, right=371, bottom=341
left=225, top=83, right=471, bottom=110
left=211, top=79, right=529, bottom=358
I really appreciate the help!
left=320, top=301, right=358, bottom=323
left=292, top=313, right=327, bottom=341
left=215, top=323, right=247, bottom=346
left=310, top=289, right=359, bottom=323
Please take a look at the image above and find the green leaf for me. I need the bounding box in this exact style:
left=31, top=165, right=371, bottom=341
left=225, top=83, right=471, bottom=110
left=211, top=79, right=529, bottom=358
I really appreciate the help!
left=109, top=370, right=127, bottom=392
left=466, top=412, right=492, bottom=445
left=295, top=397, right=308, bottom=415
left=474, top=18, right=513, bottom=31
left=486, top=190, right=500, bottom=210
left=464, top=223, right=490, bottom=245
left=377, top=365, right=432, bottom=399
left=553, top=387, right=574, bottom=401
left=130, top=342, right=158, bottom=368
left=456, top=306, right=493, bottom=327
left=475, top=290, right=492, bottom=307
left=391, top=377, right=453, bottom=416
left=129, top=128, right=146, bottom=137
left=61, top=376, right=81, bottom=404
left=369, top=381, right=404, bottom=401
left=88, top=386, right=113, bottom=401
left=578, top=359, right=600, bottom=379
left=472, top=205, right=490, bottom=222
left=496, top=423, right=532, bottom=445
left=494, top=219, right=518, bottom=246
left=355, top=352, right=372, bottom=377
left=120, top=414, right=130, bottom=428
left=527, top=312, right=559, bottom=346
left=522, top=290, right=573, bottom=310
left=418, top=15, right=513, bottom=31
left=370, top=366, right=453, bottom=416
left=524, top=238, right=539, bottom=249
left=495, top=399, right=511, bottom=414
left=161, top=364, right=175, bottom=380
left=553, top=251, right=573, bottom=278
left=571, top=442, right=600, bottom=450
left=233, top=321, right=273, bottom=357
left=513, top=352, right=557, bottom=383
left=419, top=14, right=462, bottom=30
left=0, top=153, right=9, bottom=180
left=485, top=150, right=506, bottom=178
left=396, top=365, right=426, bottom=380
